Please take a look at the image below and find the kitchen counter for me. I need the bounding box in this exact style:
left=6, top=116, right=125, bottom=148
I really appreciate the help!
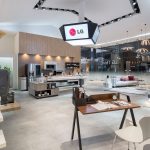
left=47, top=75, right=86, bottom=82
left=29, top=75, right=86, bottom=99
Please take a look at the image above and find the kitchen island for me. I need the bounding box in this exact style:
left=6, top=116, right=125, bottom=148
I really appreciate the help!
left=47, top=75, right=85, bottom=87
left=29, top=75, right=86, bottom=99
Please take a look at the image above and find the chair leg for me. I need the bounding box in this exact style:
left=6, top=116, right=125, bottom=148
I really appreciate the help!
left=111, top=135, right=117, bottom=150
left=133, top=143, right=136, bottom=150
left=128, top=142, right=130, bottom=150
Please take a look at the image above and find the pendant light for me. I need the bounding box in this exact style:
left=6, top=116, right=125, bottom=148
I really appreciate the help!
left=136, top=48, right=149, bottom=54
left=136, top=29, right=149, bottom=54
left=141, top=24, right=150, bottom=46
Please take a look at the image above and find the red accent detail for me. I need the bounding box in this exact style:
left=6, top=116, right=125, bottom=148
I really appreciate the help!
left=69, top=28, right=76, bottom=36
left=128, top=75, right=135, bottom=81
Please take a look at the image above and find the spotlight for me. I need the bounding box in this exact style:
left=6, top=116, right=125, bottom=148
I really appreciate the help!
left=129, top=14, right=132, bottom=17
left=117, top=18, right=121, bottom=21
left=42, top=7, right=46, bottom=10
left=133, top=2, right=136, bottom=5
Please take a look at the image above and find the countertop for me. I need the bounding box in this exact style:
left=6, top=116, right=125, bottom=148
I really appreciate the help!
left=30, top=75, right=87, bottom=84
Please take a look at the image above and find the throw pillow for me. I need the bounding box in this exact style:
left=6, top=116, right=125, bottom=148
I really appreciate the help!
left=128, top=75, right=135, bottom=81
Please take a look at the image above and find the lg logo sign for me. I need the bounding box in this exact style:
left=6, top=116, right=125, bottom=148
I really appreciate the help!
left=69, top=28, right=84, bottom=36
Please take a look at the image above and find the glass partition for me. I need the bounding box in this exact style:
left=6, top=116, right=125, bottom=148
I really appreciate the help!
left=81, top=39, right=150, bottom=88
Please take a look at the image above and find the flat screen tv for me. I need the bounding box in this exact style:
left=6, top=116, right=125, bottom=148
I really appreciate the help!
left=60, top=22, right=100, bottom=46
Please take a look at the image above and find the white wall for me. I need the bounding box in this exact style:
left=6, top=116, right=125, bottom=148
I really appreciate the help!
left=0, top=25, right=61, bottom=39
left=0, top=33, right=17, bottom=89
left=0, top=34, right=14, bottom=57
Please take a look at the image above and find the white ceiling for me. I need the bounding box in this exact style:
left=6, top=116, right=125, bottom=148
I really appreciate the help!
left=0, top=0, right=150, bottom=46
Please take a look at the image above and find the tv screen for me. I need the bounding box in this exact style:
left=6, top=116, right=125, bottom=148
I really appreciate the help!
left=64, top=23, right=89, bottom=40
left=60, top=22, right=100, bottom=46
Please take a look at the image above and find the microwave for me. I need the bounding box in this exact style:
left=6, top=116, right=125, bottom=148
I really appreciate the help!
left=45, top=64, right=56, bottom=70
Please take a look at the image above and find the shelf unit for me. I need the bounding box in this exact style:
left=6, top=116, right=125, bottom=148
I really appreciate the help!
left=29, top=82, right=59, bottom=99
left=65, top=62, right=80, bottom=69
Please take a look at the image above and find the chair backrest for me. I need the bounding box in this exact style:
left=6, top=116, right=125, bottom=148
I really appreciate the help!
left=139, top=116, right=150, bottom=142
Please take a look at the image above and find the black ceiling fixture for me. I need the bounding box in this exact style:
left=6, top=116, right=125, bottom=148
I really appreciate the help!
left=33, top=0, right=140, bottom=27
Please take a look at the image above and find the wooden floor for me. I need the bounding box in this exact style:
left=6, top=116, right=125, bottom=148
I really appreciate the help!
left=0, top=102, right=21, bottom=112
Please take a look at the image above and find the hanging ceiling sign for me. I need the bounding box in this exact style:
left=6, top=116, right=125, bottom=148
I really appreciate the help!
left=60, top=22, right=100, bottom=46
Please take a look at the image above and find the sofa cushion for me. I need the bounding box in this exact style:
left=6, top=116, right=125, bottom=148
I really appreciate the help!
left=120, top=76, right=128, bottom=81
left=128, top=75, right=135, bottom=81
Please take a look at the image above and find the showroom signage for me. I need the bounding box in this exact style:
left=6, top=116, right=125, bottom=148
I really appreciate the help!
left=59, top=22, right=100, bottom=45
left=64, top=24, right=88, bottom=40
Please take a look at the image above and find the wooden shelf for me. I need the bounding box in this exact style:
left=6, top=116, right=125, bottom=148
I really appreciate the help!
left=33, top=94, right=59, bottom=99
left=0, top=101, right=21, bottom=112
left=29, top=87, right=59, bottom=99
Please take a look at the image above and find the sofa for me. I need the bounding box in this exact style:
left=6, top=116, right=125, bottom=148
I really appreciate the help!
left=110, top=75, right=139, bottom=88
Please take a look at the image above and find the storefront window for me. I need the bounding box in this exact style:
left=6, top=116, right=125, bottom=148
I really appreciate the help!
left=81, top=40, right=150, bottom=74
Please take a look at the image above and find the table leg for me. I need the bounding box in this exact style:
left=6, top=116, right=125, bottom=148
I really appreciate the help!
left=126, top=95, right=137, bottom=126
left=71, top=108, right=76, bottom=140
left=130, top=108, right=137, bottom=126
left=76, top=108, right=82, bottom=150
left=119, top=109, right=128, bottom=129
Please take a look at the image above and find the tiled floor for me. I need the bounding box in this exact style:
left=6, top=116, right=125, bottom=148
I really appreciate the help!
left=1, top=87, right=150, bottom=150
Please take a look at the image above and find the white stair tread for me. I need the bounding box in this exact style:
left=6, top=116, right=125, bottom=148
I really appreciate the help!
left=0, top=112, right=3, bottom=123
left=0, top=130, right=6, bottom=149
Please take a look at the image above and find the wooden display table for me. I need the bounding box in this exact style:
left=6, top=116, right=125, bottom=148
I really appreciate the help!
left=71, top=92, right=140, bottom=150
left=0, top=101, right=21, bottom=112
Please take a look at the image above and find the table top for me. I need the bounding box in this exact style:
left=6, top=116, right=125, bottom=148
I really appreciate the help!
left=78, top=99, right=140, bottom=115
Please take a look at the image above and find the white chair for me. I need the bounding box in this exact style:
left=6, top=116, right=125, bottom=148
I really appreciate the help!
left=0, top=111, right=6, bottom=149
left=0, top=130, right=6, bottom=149
left=112, top=116, right=150, bottom=150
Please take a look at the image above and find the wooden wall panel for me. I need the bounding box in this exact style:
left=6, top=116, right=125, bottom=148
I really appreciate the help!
left=18, top=32, right=81, bottom=77
left=19, top=32, right=80, bottom=60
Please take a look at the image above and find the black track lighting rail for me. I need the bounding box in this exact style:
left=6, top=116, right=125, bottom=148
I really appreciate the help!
left=33, top=0, right=140, bottom=27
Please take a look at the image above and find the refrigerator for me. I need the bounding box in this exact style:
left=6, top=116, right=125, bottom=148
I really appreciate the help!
left=26, top=64, right=41, bottom=77
left=25, top=64, right=41, bottom=88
